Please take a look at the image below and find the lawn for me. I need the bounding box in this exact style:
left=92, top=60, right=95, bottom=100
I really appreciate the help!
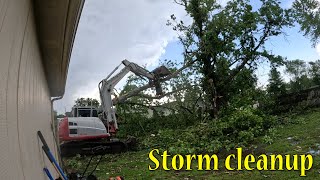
left=64, top=109, right=320, bottom=179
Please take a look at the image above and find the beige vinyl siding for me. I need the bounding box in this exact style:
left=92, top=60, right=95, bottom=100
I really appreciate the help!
left=0, top=0, right=58, bottom=179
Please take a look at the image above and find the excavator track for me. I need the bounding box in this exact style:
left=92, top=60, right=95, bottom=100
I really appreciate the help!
left=60, top=140, right=127, bottom=157
left=60, top=137, right=137, bottom=157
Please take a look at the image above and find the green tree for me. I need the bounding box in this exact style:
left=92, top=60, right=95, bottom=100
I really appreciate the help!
left=309, top=60, right=320, bottom=85
left=74, top=97, right=100, bottom=108
left=293, top=0, right=320, bottom=46
left=114, top=60, right=203, bottom=135
left=116, top=60, right=198, bottom=117
left=267, top=65, right=286, bottom=97
left=116, top=76, right=150, bottom=116
left=285, top=59, right=307, bottom=78
left=169, top=0, right=293, bottom=118
left=285, top=59, right=312, bottom=92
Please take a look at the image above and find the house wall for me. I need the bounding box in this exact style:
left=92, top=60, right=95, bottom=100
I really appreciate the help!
left=0, top=0, right=58, bottom=179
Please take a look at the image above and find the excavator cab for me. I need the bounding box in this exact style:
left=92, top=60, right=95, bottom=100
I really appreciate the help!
left=71, top=106, right=99, bottom=117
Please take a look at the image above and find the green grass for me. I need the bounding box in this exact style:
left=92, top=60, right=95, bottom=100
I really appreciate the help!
left=65, top=109, right=320, bottom=179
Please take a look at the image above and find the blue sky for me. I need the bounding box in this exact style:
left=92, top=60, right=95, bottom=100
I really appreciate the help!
left=159, top=0, right=320, bottom=65
left=158, top=11, right=320, bottom=87
left=266, top=26, right=319, bottom=61
left=156, top=25, right=319, bottom=87
left=54, top=0, right=320, bottom=113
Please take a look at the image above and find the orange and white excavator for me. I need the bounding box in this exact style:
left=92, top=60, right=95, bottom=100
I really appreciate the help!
left=59, top=59, right=170, bottom=157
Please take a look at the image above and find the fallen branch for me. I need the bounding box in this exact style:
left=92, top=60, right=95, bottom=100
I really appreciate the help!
left=135, top=87, right=187, bottom=100
left=113, top=60, right=197, bottom=105
left=124, top=101, right=177, bottom=112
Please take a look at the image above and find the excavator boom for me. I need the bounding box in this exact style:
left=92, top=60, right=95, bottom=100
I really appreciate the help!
left=59, top=59, right=170, bottom=157
left=98, top=59, right=170, bottom=134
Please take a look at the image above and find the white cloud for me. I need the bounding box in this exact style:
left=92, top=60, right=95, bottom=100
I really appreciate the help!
left=54, top=0, right=187, bottom=113
left=316, top=44, right=320, bottom=56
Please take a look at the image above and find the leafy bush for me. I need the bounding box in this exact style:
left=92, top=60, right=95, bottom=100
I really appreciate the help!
left=140, top=107, right=277, bottom=154
left=117, top=107, right=199, bottom=138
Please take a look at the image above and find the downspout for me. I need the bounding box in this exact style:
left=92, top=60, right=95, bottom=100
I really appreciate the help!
left=51, top=96, right=64, bottom=169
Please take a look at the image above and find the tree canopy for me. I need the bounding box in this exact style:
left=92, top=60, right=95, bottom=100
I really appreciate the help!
left=167, top=0, right=295, bottom=117
left=74, top=97, right=100, bottom=108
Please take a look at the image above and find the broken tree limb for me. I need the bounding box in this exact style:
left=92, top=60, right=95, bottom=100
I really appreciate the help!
left=160, top=59, right=198, bottom=82
left=124, top=101, right=176, bottom=112
left=113, top=59, right=197, bottom=105
left=123, top=101, right=179, bottom=120
left=134, top=87, right=187, bottom=100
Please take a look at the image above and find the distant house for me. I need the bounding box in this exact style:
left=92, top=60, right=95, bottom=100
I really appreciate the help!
left=0, top=0, right=84, bottom=179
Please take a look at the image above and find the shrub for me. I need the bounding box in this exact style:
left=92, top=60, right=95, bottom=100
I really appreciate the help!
left=140, top=107, right=276, bottom=154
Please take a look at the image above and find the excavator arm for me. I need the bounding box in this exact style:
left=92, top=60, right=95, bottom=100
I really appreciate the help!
left=98, top=59, right=170, bottom=133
